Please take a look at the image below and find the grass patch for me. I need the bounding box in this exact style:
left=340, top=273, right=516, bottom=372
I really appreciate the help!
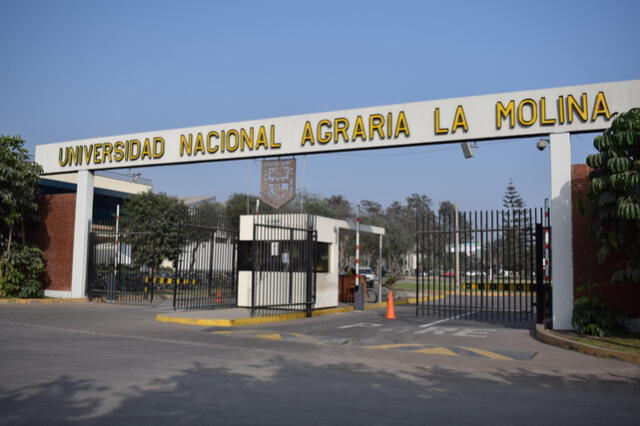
left=394, top=281, right=419, bottom=291
left=557, top=332, right=640, bottom=355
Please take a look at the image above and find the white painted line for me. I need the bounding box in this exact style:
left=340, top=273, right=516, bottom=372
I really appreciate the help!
left=417, top=311, right=475, bottom=329
left=337, top=323, right=383, bottom=329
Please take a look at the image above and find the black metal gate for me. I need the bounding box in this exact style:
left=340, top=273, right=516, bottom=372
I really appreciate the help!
left=173, top=213, right=238, bottom=310
left=415, top=207, right=551, bottom=322
left=249, top=214, right=317, bottom=318
left=87, top=226, right=152, bottom=304
left=87, top=211, right=238, bottom=310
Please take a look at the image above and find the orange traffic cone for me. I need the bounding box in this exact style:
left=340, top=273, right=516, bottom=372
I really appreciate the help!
left=215, top=287, right=223, bottom=304
left=385, top=290, right=397, bottom=320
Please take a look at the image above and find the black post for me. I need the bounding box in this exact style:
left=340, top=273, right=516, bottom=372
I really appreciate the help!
left=251, top=223, right=256, bottom=317
left=305, top=227, right=314, bottom=317
left=208, top=230, right=216, bottom=304
left=354, top=282, right=365, bottom=311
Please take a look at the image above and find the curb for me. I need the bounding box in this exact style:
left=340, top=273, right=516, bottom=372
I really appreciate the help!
left=156, top=305, right=353, bottom=327
left=534, top=324, right=640, bottom=365
left=155, top=298, right=420, bottom=328
left=0, top=298, right=89, bottom=304
left=364, top=297, right=418, bottom=310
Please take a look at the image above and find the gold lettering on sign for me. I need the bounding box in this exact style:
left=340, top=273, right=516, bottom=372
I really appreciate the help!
left=300, top=111, right=410, bottom=147
left=435, top=106, right=468, bottom=134
left=495, top=92, right=612, bottom=130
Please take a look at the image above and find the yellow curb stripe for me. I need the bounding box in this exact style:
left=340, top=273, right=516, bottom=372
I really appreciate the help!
left=363, top=302, right=387, bottom=310
left=413, top=347, right=459, bottom=356
left=156, top=296, right=445, bottom=328
left=156, top=312, right=307, bottom=327
left=255, top=333, right=283, bottom=341
left=313, top=306, right=354, bottom=316
left=288, top=332, right=325, bottom=345
left=459, top=346, right=513, bottom=361
left=364, top=343, right=424, bottom=350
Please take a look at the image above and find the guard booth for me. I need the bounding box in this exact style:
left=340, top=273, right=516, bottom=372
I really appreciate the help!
left=236, top=213, right=384, bottom=317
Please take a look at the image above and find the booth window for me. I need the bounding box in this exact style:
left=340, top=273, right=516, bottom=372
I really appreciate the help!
left=237, top=241, right=329, bottom=273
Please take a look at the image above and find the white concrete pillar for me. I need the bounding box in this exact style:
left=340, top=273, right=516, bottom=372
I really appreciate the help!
left=550, top=132, right=574, bottom=330
left=71, top=170, right=94, bottom=298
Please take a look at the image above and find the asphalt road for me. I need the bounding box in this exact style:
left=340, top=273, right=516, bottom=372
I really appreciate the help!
left=1, top=303, right=639, bottom=425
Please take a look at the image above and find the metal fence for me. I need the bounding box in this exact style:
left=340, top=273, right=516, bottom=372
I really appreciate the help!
left=173, top=213, right=238, bottom=310
left=416, top=207, right=551, bottom=322
left=87, top=227, right=153, bottom=304
left=87, top=210, right=238, bottom=310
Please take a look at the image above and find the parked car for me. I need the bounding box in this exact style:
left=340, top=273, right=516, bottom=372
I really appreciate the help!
left=358, top=267, right=377, bottom=286
left=442, top=271, right=456, bottom=278
left=464, top=270, right=487, bottom=278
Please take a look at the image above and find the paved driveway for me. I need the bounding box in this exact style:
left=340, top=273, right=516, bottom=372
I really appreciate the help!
left=1, top=303, right=638, bottom=425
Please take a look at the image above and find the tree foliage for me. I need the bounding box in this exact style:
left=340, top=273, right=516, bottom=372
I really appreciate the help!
left=584, top=108, right=640, bottom=283
left=500, top=178, right=530, bottom=275
left=0, top=136, right=44, bottom=297
left=502, top=178, right=525, bottom=210
left=120, top=192, right=189, bottom=271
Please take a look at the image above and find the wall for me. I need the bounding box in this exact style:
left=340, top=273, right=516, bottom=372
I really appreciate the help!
left=572, top=164, right=640, bottom=317
left=28, top=194, right=76, bottom=293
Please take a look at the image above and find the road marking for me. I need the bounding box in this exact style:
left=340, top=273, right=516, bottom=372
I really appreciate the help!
left=417, top=311, right=475, bottom=329
left=255, top=333, right=284, bottom=341
left=363, top=343, right=425, bottom=350
left=459, top=346, right=513, bottom=360
left=453, top=328, right=496, bottom=338
left=337, top=323, right=383, bottom=329
left=379, top=326, right=416, bottom=333
left=414, top=326, right=459, bottom=335
left=413, top=347, right=459, bottom=356
left=207, top=329, right=525, bottom=361
left=289, top=332, right=325, bottom=345
left=414, top=326, right=496, bottom=338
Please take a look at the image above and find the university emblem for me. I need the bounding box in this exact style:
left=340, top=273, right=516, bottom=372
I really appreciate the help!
left=260, top=159, right=296, bottom=209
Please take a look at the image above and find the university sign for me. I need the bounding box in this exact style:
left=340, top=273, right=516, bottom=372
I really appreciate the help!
left=38, top=79, right=640, bottom=333
left=36, top=80, right=640, bottom=174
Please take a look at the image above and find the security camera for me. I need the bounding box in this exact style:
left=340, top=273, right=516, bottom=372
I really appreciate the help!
left=460, top=142, right=474, bottom=159
left=536, top=138, right=549, bottom=151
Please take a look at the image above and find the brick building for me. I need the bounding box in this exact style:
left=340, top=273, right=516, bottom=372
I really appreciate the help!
left=28, top=171, right=151, bottom=298
left=571, top=164, right=640, bottom=318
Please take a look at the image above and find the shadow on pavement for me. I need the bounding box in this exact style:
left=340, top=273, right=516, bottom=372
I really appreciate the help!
left=1, top=357, right=638, bottom=425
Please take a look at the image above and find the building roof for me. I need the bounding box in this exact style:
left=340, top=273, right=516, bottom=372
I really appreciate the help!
left=40, top=170, right=152, bottom=198
left=180, top=195, right=218, bottom=206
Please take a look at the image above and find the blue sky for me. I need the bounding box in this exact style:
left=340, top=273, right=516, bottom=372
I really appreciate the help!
left=1, top=0, right=639, bottom=211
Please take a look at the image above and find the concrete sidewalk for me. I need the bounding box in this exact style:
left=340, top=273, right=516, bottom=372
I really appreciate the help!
left=155, top=298, right=417, bottom=327
left=156, top=305, right=355, bottom=327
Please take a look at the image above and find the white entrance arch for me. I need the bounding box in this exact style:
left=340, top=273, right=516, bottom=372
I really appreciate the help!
left=35, top=79, right=640, bottom=329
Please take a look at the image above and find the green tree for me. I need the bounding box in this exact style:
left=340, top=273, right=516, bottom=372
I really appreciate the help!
left=120, top=192, right=189, bottom=275
left=584, top=108, right=640, bottom=282
left=502, top=178, right=525, bottom=210
left=0, top=136, right=44, bottom=297
left=501, top=179, right=529, bottom=276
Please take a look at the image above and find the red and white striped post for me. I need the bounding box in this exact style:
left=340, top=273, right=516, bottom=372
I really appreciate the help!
left=354, top=215, right=364, bottom=310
